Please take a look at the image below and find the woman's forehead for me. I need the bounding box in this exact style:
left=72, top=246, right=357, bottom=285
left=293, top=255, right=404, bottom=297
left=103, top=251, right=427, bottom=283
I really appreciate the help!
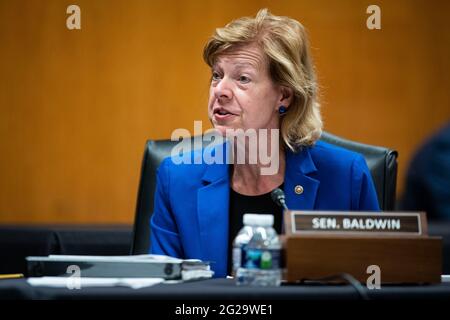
left=214, top=44, right=268, bottom=70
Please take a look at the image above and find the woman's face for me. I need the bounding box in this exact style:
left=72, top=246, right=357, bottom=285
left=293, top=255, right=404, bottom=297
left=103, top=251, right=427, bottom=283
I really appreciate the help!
left=208, top=44, right=288, bottom=136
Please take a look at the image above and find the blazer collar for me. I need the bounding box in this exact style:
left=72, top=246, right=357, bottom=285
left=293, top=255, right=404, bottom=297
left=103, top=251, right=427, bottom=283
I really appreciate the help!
left=284, top=146, right=320, bottom=210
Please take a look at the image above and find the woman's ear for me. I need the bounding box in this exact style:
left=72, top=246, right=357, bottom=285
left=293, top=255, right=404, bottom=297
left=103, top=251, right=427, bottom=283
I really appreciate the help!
left=279, top=86, right=294, bottom=109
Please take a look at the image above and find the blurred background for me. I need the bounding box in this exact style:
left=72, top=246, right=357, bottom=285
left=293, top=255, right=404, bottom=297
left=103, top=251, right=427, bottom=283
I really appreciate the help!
left=1, top=0, right=449, bottom=224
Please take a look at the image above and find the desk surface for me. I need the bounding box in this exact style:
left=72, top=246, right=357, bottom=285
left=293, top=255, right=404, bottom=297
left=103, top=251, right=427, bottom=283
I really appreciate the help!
left=1, top=278, right=450, bottom=300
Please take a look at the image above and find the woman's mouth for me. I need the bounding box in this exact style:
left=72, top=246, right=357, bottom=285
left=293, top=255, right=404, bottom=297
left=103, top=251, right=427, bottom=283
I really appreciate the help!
left=213, top=109, right=237, bottom=121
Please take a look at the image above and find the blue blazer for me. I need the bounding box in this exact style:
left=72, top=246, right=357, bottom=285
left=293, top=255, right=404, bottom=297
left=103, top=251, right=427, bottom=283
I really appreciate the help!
left=150, top=140, right=380, bottom=277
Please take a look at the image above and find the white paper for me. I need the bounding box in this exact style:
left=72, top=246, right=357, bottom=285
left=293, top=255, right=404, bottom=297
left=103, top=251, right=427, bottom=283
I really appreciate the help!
left=181, top=270, right=215, bottom=281
left=27, top=277, right=165, bottom=289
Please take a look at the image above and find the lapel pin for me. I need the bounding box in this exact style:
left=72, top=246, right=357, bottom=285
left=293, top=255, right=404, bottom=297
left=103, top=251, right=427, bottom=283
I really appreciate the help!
left=294, top=185, right=304, bottom=195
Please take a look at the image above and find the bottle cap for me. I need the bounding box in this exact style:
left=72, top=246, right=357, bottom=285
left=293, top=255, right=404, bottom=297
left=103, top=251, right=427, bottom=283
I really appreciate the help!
left=243, top=214, right=274, bottom=227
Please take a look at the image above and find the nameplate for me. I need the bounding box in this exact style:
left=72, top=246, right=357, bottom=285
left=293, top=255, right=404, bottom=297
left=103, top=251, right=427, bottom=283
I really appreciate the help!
left=284, top=211, right=427, bottom=236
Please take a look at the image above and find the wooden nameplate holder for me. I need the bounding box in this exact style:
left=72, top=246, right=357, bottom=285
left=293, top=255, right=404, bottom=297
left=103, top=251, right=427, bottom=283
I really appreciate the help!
left=283, top=211, right=442, bottom=284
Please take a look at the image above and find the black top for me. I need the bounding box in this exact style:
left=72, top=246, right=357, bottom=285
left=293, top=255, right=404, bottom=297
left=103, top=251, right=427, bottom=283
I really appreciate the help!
left=227, top=185, right=283, bottom=275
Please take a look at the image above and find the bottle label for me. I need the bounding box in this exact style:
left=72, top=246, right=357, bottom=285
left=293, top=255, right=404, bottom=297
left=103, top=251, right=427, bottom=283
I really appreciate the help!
left=241, top=247, right=281, bottom=270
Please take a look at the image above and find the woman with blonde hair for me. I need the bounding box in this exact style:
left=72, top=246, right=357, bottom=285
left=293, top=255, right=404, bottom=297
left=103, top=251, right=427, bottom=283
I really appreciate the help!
left=150, top=9, right=379, bottom=277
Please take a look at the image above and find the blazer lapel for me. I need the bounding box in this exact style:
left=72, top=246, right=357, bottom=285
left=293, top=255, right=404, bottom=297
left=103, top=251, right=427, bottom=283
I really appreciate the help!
left=284, top=147, right=320, bottom=210
left=197, top=144, right=230, bottom=276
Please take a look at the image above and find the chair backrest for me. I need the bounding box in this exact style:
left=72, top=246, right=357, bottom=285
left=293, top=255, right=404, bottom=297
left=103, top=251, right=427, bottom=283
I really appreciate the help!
left=130, top=132, right=398, bottom=254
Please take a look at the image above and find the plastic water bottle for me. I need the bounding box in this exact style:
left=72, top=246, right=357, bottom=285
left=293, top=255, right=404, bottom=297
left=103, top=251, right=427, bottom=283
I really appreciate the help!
left=234, top=214, right=282, bottom=286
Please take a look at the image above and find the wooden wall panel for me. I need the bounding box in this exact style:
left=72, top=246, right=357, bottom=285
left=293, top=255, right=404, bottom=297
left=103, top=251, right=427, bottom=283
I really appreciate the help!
left=0, top=0, right=449, bottom=223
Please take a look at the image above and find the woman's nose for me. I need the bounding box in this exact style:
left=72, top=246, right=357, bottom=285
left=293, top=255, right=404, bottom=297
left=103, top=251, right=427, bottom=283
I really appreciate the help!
left=214, top=78, right=233, bottom=102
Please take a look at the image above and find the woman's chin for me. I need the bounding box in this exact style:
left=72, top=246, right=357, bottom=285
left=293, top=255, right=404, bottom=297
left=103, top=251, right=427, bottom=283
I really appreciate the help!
left=212, top=124, right=235, bottom=136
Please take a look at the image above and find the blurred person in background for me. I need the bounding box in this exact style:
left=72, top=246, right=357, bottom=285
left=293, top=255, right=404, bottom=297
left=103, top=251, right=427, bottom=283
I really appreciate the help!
left=402, top=122, right=450, bottom=220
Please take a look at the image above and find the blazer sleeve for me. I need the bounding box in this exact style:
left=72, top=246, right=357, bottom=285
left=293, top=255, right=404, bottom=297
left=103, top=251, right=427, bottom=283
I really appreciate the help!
left=149, top=158, right=184, bottom=258
left=350, top=155, right=381, bottom=211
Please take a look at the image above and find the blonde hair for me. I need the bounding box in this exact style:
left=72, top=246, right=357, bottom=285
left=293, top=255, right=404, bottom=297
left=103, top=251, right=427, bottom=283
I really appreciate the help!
left=203, top=8, right=322, bottom=151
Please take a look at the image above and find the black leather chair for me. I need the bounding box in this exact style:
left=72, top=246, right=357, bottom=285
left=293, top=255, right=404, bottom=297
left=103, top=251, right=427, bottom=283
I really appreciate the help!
left=130, top=132, right=398, bottom=254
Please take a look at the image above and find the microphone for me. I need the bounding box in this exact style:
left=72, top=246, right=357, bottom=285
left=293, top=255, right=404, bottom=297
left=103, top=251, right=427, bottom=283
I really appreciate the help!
left=271, top=188, right=288, bottom=211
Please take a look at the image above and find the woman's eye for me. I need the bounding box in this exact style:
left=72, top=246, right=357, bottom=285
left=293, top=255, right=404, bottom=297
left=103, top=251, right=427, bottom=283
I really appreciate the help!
left=211, top=72, right=221, bottom=81
left=239, top=75, right=251, bottom=83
